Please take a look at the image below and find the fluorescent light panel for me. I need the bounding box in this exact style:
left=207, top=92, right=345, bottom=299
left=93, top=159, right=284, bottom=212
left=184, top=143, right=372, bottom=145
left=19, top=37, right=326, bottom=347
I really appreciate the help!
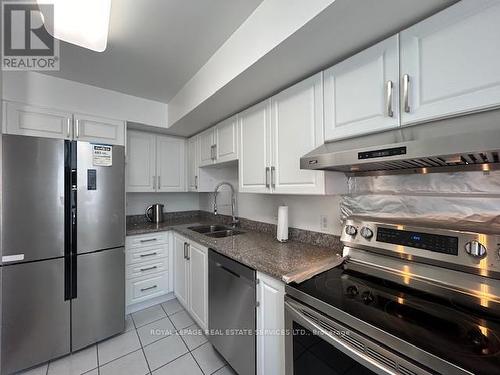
left=37, top=0, right=111, bottom=52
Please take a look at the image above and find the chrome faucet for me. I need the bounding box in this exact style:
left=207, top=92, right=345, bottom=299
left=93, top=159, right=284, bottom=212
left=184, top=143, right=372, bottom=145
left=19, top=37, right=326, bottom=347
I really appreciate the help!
left=213, top=182, right=239, bottom=227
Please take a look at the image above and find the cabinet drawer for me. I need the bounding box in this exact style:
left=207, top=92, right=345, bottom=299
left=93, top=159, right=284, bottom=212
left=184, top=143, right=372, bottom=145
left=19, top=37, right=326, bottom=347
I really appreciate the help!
left=126, top=258, right=168, bottom=280
left=126, top=244, right=167, bottom=265
left=126, top=232, right=168, bottom=249
left=126, top=272, right=169, bottom=306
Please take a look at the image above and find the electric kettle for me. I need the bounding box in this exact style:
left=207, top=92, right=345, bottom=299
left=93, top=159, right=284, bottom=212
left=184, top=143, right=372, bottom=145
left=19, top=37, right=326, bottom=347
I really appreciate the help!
left=145, top=204, right=164, bottom=223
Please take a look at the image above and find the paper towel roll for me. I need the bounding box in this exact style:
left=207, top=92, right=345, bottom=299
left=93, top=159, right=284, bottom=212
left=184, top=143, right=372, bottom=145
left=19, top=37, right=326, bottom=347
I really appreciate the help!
left=277, top=206, right=288, bottom=242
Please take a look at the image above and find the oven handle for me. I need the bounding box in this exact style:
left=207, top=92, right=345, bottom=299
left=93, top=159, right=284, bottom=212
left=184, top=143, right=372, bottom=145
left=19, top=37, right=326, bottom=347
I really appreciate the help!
left=285, top=300, right=400, bottom=375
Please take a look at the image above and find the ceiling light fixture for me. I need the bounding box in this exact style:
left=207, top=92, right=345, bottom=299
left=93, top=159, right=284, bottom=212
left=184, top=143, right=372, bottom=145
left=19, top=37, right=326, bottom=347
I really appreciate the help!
left=37, top=0, right=112, bottom=52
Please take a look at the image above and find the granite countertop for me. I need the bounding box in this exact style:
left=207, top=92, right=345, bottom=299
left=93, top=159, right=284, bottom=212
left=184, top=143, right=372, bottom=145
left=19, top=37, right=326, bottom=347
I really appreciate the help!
left=127, top=219, right=344, bottom=284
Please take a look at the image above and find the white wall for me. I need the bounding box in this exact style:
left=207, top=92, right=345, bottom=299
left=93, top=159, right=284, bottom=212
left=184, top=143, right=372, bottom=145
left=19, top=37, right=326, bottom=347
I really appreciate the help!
left=199, top=192, right=343, bottom=235
left=3, top=72, right=168, bottom=127
left=126, top=192, right=200, bottom=216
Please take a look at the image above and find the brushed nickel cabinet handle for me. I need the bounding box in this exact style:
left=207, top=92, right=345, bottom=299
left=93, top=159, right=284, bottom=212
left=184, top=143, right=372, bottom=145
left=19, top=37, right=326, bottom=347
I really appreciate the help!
left=140, top=285, right=157, bottom=292
left=152, top=176, right=157, bottom=190
left=140, top=252, right=157, bottom=258
left=75, top=119, right=80, bottom=138
left=67, top=118, right=71, bottom=138
left=403, top=74, right=410, bottom=113
left=157, top=175, right=161, bottom=190
left=140, top=266, right=158, bottom=272
left=386, top=80, right=394, bottom=117
left=140, top=238, right=157, bottom=243
left=265, top=167, right=270, bottom=188
left=271, top=166, right=276, bottom=189
left=186, top=244, right=191, bottom=261
left=183, top=242, right=187, bottom=259
left=195, top=175, right=198, bottom=190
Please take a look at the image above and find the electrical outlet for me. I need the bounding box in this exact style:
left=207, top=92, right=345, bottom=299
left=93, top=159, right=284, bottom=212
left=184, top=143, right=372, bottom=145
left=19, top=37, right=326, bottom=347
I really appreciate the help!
left=320, top=215, right=328, bottom=231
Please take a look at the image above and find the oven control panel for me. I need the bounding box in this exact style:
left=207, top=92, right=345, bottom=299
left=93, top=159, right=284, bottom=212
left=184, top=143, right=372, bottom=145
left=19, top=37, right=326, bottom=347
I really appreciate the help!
left=377, top=227, right=459, bottom=256
left=341, top=218, right=500, bottom=276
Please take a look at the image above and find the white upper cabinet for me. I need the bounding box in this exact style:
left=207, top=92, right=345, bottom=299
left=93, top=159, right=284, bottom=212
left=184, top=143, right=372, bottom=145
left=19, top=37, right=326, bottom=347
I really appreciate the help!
left=73, top=113, right=125, bottom=146
left=400, top=0, right=500, bottom=125
left=239, top=77, right=347, bottom=195
left=270, top=72, right=327, bottom=194
left=215, top=116, right=238, bottom=163
left=156, top=135, right=186, bottom=192
left=198, top=116, right=238, bottom=167
left=126, top=131, right=186, bottom=193
left=4, top=102, right=73, bottom=140
left=126, top=131, right=156, bottom=192
left=3, top=101, right=125, bottom=145
left=239, top=100, right=271, bottom=193
left=187, top=136, right=199, bottom=192
left=198, top=128, right=215, bottom=167
left=324, top=35, right=400, bottom=141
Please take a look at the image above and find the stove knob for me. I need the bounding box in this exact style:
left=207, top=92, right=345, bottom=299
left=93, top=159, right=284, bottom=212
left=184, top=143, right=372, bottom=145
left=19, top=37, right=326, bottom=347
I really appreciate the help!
left=360, top=227, right=374, bottom=239
left=465, top=240, right=487, bottom=258
left=346, top=285, right=358, bottom=298
left=361, top=291, right=374, bottom=305
left=345, top=225, right=357, bottom=236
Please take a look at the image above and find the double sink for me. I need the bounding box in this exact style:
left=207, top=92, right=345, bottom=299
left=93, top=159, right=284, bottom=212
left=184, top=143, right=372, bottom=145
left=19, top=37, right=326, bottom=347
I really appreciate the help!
left=188, top=224, right=244, bottom=238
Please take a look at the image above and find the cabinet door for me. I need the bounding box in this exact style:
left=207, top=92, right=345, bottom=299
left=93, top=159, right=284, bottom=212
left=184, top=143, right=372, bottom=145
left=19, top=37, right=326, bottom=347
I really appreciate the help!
left=188, top=242, right=208, bottom=330
left=270, top=73, right=326, bottom=195
left=257, top=272, right=285, bottom=375
left=324, top=35, right=400, bottom=140
left=126, top=131, right=156, bottom=192
left=4, top=101, right=72, bottom=140
left=198, top=128, right=215, bottom=167
left=156, top=135, right=186, bottom=192
left=215, top=116, right=238, bottom=163
left=239, top=100, right=271, bottom=193
left=74, top=113, right=125, bottom=146
left=173, top=235, right=189, bottom=309
left=400, top=0, right=500, bottom=125
left=187, top=136, right=199, bottom=191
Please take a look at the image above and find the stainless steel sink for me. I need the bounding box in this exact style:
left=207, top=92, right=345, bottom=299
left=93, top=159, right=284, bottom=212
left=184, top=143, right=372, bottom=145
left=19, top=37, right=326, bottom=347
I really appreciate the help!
left=205, top=229, right=244, bottom=238
left=187, top=224, right=244, bottom=238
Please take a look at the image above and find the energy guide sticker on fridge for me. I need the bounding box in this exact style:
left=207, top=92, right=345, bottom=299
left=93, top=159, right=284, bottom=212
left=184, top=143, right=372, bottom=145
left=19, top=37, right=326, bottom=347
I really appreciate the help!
left=92, top=144, right=113, bottom=166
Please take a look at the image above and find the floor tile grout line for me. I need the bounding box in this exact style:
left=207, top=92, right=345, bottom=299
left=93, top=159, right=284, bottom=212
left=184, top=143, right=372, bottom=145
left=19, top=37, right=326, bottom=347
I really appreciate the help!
left=97, top=344, right=143, bottom=368
left=189, top=351, right=206, bottom=375
left=98, top=348, right=144, bottom=372
left=96, top=340, right=100, bottom=375
left=147, top=351, right=193, bottom=374
left=210, top=364, right=227, bottom=375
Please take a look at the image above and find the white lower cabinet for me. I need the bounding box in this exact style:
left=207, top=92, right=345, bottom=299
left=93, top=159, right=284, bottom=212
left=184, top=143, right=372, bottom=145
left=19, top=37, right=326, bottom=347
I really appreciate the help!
left=173, top=233, right=208, bottom=330
left=125, top=232, right=172, bottom=308
left=257, top=272, right=285, bottom=375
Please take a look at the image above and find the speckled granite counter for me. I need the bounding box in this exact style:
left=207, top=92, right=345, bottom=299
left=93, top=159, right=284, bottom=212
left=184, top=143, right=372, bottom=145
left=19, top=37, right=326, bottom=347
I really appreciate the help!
left=126, top=216, right=344, bottom=284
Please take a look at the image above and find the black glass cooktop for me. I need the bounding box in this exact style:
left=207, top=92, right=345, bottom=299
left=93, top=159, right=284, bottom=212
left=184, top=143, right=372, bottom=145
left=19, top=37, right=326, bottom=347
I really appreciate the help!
left=289, top=265, right=500, bottom=375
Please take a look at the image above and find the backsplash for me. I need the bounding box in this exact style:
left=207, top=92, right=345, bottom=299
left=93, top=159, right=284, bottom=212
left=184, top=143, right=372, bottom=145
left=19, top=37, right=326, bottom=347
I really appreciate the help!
left=126, top=210, right=342, bottom=249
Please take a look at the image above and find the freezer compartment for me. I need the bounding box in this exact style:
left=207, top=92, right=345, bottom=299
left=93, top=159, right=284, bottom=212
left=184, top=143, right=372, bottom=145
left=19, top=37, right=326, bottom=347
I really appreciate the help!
left=1, top=259, right=70, bottom=374
left=77, top=142, right=125, bottom=254
left=71, top=247, right=125, bottom=351
left=1, top=135, right=65, bottom=263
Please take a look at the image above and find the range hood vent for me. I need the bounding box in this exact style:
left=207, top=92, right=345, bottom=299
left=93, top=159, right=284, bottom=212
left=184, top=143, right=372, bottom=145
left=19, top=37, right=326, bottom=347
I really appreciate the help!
left=301, top=110, right=500, bottom=176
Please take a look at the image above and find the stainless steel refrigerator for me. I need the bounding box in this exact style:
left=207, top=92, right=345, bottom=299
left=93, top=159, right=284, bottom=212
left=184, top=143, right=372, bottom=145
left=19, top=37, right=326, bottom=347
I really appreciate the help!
left=0, top=134, right=125, bottom=374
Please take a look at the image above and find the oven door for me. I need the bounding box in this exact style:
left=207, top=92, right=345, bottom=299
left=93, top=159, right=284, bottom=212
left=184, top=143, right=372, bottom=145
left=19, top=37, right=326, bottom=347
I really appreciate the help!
left=285, top=296, right=432, bottom=375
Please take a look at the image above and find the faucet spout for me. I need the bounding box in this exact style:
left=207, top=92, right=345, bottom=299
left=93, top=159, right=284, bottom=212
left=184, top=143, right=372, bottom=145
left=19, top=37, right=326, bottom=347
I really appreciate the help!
left=213, top=182, right=239, bottom=227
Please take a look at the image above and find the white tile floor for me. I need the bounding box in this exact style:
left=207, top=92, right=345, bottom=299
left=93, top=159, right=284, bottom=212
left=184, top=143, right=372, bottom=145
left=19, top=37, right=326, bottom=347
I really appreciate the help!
left=18, top=299, right=236, bottom=375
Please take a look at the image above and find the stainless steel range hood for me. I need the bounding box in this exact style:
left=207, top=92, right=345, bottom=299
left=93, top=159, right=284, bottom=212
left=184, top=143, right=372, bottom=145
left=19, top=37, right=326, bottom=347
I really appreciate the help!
left=301, top=109, right=500, bottom=176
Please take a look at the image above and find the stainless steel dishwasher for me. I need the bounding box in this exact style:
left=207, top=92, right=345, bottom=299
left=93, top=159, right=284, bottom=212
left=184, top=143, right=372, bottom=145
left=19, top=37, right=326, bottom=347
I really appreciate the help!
left=208, top=249, right=256, bottom=375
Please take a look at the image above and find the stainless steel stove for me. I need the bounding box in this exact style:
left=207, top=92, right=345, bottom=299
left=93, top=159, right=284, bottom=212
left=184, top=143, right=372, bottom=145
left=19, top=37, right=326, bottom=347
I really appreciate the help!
left=285, top=217, right=500, bottom=375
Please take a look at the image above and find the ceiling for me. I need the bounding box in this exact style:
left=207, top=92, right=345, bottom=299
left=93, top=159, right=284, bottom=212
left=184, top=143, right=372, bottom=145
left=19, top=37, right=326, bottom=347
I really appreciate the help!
left=43, top=0, right=264, bottom=103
